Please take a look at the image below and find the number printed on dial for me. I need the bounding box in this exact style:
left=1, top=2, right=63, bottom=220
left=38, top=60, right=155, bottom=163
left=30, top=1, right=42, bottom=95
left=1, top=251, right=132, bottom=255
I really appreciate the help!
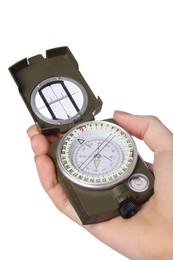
left=58, top=121, right=138, bottom=189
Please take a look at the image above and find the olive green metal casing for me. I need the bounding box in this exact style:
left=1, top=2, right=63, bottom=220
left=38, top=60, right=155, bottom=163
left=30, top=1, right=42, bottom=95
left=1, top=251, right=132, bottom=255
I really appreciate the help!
left=9, top=47, right=154, bottom=224
left=9, top=47, right=102, bottom=135
left=49, top=119, right=154, bottom=225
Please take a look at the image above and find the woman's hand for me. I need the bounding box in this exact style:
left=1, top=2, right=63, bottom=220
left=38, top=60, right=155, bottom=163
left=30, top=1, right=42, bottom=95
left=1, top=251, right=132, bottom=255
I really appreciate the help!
left=27, top=111, right=173, bottom=259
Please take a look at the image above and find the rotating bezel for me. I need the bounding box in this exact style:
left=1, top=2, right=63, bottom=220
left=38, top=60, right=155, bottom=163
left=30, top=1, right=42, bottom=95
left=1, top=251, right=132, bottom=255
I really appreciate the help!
left=57, top=120, right=138, bottom=190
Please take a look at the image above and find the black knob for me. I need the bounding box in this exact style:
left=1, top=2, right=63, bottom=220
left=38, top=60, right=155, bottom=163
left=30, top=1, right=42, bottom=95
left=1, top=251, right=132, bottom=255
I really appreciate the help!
left=119, top=199, right=138, bottom=219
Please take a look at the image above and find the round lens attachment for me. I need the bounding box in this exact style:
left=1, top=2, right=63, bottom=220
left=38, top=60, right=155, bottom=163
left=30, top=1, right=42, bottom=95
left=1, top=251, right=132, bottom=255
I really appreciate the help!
left=128, top=173, right=150, bottom=192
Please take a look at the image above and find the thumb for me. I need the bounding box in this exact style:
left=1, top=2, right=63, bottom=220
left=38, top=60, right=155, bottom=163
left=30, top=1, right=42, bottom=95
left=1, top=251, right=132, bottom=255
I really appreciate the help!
left=113, top=111, right=173, bottom=153
left=114, top=111, right=173, bottom=186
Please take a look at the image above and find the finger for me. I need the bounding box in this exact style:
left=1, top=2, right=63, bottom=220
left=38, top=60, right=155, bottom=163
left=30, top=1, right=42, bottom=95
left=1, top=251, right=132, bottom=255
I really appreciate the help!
left=27, top=124, right=40, bottom=138
left=27, top=125, right=49, bottom=156
left=35, top=153, right=80, bottom=223
left=27, top=125, right=81, bottom=223
left=26, top=125, right=50, bottom=156
left=35, top=154, right=58, bottom=190
left=31, top=134, right=50, bottom=156
left=114, top=111, right=173, bottom=152
left=27, top=124, right=61, bottom=144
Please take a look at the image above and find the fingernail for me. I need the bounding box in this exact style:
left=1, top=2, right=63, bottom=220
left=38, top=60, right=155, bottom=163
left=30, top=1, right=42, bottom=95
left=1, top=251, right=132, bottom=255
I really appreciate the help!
left=114, top=110, right=132, bottom=115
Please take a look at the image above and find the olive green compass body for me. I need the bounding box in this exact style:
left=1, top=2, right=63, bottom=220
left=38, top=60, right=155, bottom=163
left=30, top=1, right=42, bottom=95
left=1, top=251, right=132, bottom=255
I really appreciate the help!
left=9, top=47, right=154, bottom=224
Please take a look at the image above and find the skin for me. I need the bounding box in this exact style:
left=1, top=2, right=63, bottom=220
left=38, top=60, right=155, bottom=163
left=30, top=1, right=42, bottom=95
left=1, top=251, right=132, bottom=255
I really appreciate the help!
left=27, top=111, right=173, bottom=259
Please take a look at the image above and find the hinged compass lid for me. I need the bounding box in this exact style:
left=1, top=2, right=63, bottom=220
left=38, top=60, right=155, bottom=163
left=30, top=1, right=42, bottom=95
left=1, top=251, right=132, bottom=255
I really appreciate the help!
left=9, top=47, right=103, bottom=135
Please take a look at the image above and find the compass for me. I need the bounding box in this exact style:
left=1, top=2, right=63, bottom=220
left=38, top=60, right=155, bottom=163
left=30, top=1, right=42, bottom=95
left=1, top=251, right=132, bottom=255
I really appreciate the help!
left=58, top=121, right=138, bottom=189
left=9, top=46, right=154, bottom=224
left=49, top=119, right=154, bottom=223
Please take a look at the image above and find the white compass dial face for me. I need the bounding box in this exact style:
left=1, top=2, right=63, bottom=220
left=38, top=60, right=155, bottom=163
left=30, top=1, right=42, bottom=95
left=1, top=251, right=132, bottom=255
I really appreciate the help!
left=58, top=121, right=138, bottom=189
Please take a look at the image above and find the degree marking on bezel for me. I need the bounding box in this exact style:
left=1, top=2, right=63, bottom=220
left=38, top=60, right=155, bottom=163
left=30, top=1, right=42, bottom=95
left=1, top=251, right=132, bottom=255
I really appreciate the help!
left=58, top=120, right=138, bottom=190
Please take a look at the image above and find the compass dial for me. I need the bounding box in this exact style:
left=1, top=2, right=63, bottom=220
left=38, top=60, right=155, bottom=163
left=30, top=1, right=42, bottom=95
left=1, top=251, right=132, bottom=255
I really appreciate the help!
left=58, top=121, right=138, bottom=189
left=73, top=138, right=124, bottom=175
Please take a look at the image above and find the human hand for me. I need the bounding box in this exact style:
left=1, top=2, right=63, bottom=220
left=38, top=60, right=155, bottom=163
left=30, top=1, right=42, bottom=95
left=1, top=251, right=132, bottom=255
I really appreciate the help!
left=27, top=111, right=173, bottom=259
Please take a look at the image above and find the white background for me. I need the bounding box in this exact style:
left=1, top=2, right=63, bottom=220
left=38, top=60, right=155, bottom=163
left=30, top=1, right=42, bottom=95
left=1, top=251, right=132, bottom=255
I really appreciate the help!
left=1, top=1, right=173, bottom=259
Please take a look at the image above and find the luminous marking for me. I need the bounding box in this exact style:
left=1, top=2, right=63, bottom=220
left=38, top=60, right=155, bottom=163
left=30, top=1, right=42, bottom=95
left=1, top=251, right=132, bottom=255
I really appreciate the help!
left=59, top=121, right=138, bottom=189
left=94, top=159, right=101, bottom=169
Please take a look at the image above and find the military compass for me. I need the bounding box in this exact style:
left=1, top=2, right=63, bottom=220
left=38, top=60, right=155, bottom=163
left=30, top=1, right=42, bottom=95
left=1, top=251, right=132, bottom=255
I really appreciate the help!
left=9, top=47, right=154, bottom=224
